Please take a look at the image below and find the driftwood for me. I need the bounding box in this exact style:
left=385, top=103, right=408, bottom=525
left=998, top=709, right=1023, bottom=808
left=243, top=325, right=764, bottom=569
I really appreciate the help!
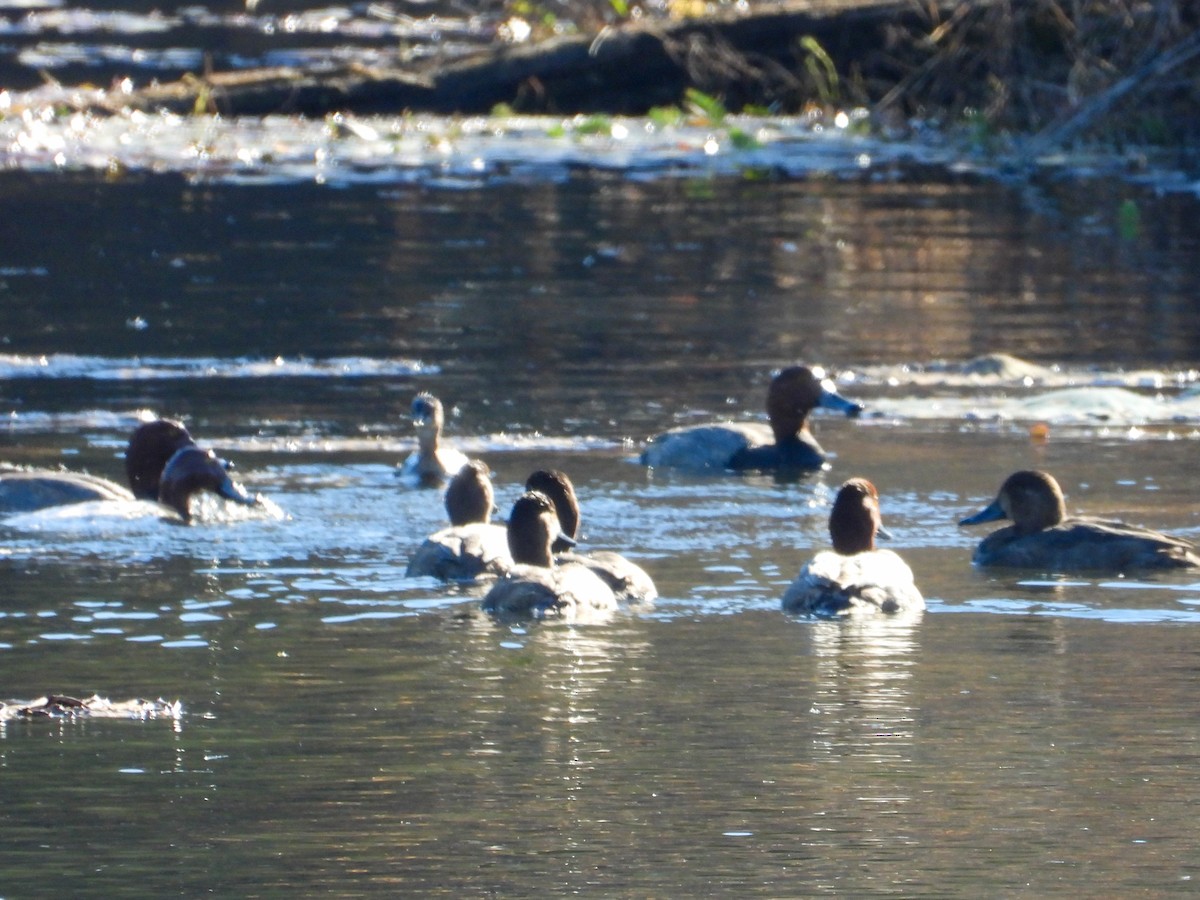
left=122, top=0, right=950, bottom=117
left=1, top=694, right=181, bottom=720
left=1023, top=27, right=1200, bottom=158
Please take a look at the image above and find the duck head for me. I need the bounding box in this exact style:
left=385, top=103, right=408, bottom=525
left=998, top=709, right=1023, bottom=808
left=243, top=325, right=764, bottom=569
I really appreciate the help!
left=829, top=477, right=887, bottom=555
left=525, top=469, right=580, bottom=553
left=124, top=418, right=196, bottom=500
left=411, top=393, right=446, bottom=448
left=959, top=469, right=1066, bottom=535
left=444, top=460, right=495, bottom=526
left=157, top=446, right=259, bottom=522
left=506, top=490, right=575, bottom=568
left=766, top=366, right=863, bottom=444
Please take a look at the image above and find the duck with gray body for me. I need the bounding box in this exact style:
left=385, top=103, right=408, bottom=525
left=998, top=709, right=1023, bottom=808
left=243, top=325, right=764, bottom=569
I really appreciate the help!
left=482, top=491, right=617, bottom=620
left=960, top=469, right=1200, bottom=572
left=525, top=469, right=657, bottom=603
left=406, top=460, right=511, bottom=581
left=398, top=392, right=470, bottom=487
left=641, top=366, right=863, bottom=472
left=0, top=419, right=260, bottom=521
left=783, top=477, right=924, bottom=616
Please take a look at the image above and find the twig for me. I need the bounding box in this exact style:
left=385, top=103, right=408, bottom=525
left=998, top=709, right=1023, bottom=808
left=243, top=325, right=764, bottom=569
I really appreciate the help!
left=1022, top=29, right=1200, bottom=158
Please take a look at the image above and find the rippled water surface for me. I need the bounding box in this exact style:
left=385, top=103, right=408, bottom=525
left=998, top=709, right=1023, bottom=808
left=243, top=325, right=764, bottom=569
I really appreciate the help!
left=3, top=133, right=1200, bottom=895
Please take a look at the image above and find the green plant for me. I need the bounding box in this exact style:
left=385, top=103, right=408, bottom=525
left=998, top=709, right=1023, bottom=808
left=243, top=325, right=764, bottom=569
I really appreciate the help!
left=727, top=127, right=761, bottom=150
left=799, top=35, right=839, bottom=108
left=1117, top=199, right=1140, bottom=241
left=648, top=105, right=684, bottom=127
left=574, top=115, right=613, bottom=135
left=684, top=88, right=727, bottom=125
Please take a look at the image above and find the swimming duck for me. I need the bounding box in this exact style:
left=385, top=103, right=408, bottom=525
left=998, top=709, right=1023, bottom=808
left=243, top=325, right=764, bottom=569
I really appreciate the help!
left=125, top=418, right=195, bottom=500
left=154, top=446, right=259, bottom=522
left=959, top=469, right=1200, bottom=572
left=783, top=477, right=924, bottom=616
left=0, top=418, right=260, bottom=522
left=482, top=491, right=617, bottom=619
left=525, top=469, right=657, bottom=603
left=406, top=460, right=512, bottom=581
left=640, top=366, right=863, bottom=472
left=398, top=393, right=471, bottom=486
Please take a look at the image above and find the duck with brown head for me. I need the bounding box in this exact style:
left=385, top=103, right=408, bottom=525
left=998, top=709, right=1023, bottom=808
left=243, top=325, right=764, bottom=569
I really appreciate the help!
left=482, top=491, right=617, bottom=620
left=640, top=366, right=863, bottom=473
left=406, top=460, right=511, bottom=581
left=783, top=477, right=924, bottom=616
left=124, top=418, right=195, bottom=500
left=525, top=469, right=657, bottom=603
left=0, top=418, right=262, bottom=522
left=960, top=469, right=1200, bottom=572
left=156, top=446, right=260, bottom=522
left=398, top=393, right=471, bottom=487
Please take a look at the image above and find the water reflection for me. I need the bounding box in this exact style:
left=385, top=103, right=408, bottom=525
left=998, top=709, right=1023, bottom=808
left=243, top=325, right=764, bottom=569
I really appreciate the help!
left=802, top=613, right=923, bottom=852
left=2, top=174, right=1199, bottom=377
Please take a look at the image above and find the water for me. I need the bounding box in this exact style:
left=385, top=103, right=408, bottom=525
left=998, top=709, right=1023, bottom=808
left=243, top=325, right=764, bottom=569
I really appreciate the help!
left=5, top=69, right=1200, bottom=899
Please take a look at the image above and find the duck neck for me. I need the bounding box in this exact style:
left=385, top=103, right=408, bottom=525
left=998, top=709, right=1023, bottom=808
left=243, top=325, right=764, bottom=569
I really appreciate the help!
left=769, top=415, right=805, bottom=446
left=509, top=530, right=555, bottom=569
left=419, top=430, right=439, bottom=456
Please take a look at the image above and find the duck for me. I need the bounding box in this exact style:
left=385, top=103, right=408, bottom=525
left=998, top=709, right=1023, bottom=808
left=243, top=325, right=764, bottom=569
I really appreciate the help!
left=482, top=491, right=617, bottom=620
left=640, top=366, right=863, bottom=472
left=405, top=460, right=512, bottom=581
left=397, top=392, right=471, bottom=487
left=959, top=469, right=1200, bottom=572
left=783, top=477, right=924, bottom=616
left=0, top=418, right=260, bottom=522
left=524, top=469, right=657, bottom=603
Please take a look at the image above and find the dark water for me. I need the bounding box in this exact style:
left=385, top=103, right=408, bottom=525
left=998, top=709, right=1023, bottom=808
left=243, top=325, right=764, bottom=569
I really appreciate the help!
left=3, top=162, right=1200, bottom=897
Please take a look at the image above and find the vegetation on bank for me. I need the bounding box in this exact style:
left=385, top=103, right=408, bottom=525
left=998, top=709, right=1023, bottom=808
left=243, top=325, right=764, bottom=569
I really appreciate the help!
left=505, top=0, right=1200, bottom=150
left=5, top=0, right=1199, bottom=157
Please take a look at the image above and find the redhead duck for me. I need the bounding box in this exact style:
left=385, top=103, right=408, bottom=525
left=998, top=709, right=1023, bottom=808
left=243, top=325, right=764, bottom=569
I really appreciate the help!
left=640, top=366, right=863, bottom=472
left=125, top=418, right=195, bottom=500
left=154, top=446, right=259, bottom=521
left=0, top=418, right=260, bottom=522
left=482, top=491, right=617, bottom=619
left=959, top=469, right=1200, bottom=572
left=525, top=469, right=657, bottom=603
left=406, top=460, right=512, bottom=581
left=783, top=478, right=924, bottom=616
left=398, top=393, right=470, bottom=486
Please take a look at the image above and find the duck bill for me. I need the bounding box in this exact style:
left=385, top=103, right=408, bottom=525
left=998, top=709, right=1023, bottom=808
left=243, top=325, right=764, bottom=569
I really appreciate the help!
left=817, top=380, right=864, bottom=418
left=217, top=473, right=260, bottom=507
left=876, top=522, right=894, bottom=541
left=959, top=499, right=1006, bottom=527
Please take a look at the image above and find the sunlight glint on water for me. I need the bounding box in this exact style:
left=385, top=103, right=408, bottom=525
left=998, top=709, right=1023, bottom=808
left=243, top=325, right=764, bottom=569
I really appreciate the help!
left=0, top=167, right=1199, bottom=894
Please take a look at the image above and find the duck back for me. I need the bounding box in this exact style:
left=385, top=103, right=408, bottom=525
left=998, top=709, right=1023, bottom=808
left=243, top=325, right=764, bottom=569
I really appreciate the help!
left=783, top=549, right=924, bottom=616
left=0, top=470, right=133, bottom=512
left=974, top=517, right=1200, bottom=571
left=559, top=550, right=657, bottom=603
left=640, top=422, right=770, bottom=470
left=483, top=562, right=616, bottom=619
left=406, top=522, right=511, bottom=581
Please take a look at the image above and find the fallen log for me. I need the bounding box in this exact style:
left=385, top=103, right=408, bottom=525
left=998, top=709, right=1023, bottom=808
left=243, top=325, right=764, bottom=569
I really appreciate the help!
left=123, top=0, right=949, bottom=117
